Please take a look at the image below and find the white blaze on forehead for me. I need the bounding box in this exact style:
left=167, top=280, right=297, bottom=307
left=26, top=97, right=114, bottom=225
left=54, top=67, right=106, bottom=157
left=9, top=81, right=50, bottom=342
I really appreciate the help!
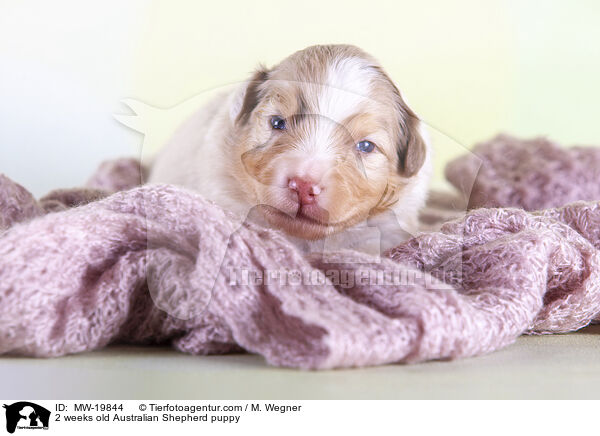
left=301, top=57, right=375, bottom=156
left=319, top=56, right=375, bottom=123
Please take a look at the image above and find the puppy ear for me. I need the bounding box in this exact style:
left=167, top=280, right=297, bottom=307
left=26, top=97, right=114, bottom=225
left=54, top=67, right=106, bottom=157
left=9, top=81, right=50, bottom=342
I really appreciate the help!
left=231, top=67, right=269, bottom=124
left=397, top=108, right=427, bottom=178
left=371, top=64, right=427, bottom=178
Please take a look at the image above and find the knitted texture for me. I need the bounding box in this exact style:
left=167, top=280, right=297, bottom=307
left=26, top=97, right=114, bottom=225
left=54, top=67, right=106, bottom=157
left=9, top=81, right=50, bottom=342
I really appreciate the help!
left=1, top=136, right=599, bottom=369
left=446, top=134, right=600, bottom=210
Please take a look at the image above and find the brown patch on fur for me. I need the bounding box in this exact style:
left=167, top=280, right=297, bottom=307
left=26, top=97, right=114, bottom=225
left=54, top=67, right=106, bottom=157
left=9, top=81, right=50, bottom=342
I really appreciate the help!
left=369, top=64, right=427, bottom=177
left=236, top=68, right=269, bottom=124
left=269, top=46, right=331, bottom=86
left=398, top=106, right=427, bottom=177
left=332, top=107, right=409, bottom=216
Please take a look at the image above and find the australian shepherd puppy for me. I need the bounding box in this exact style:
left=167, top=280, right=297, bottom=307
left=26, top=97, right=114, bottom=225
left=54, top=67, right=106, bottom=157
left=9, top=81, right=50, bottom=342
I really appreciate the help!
left=148, top=44, right=432, bottom=253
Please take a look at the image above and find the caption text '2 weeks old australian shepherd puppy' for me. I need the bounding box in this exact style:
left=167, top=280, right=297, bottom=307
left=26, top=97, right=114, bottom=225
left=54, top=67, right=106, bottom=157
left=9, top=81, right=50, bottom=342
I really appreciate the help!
left=148, top=44, right=432, bottom=254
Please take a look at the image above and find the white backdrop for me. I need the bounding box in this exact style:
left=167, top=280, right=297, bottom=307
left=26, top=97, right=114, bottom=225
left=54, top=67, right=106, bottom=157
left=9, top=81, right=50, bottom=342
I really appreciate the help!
left=0, top=1, right=144, bottom=196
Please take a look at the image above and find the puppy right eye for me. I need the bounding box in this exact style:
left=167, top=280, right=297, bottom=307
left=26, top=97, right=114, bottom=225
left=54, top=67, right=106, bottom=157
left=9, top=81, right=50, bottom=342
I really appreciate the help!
left=270, top=115, right=286, bottom=130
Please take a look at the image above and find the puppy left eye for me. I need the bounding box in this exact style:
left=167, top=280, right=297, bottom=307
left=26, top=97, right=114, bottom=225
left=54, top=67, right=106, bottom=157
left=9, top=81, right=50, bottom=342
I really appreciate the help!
left=356, top=140, right=375, bottom=153
left=270, top=115, right=286, bottom=130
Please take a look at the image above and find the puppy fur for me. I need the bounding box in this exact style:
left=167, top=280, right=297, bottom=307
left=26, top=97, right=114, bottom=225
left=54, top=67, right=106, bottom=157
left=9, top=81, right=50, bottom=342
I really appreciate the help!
left=148, top=44, right=432, bottom=253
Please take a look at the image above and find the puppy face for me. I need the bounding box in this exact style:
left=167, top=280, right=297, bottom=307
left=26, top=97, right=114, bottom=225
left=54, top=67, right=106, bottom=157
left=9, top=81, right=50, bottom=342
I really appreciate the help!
left=228, top=45, right=427, bottom=239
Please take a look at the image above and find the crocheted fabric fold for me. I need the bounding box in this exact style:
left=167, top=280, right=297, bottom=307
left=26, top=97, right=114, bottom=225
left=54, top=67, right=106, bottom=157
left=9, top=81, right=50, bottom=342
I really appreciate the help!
left=1, top=135, right=599, bottom=369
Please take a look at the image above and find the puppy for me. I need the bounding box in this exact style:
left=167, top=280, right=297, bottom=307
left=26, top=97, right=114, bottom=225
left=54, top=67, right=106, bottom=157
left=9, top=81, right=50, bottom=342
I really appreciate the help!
left=148, top=44, right=432, bottom=253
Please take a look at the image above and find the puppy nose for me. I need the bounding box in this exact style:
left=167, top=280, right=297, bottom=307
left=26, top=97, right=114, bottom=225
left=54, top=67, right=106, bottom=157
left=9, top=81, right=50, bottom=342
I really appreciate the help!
left=288, top=177, right=321, bottom=205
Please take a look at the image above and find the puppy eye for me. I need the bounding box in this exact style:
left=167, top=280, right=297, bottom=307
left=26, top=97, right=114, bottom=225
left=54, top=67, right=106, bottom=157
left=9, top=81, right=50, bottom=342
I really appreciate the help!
left=356, top=140, right=375, bottom=153
left=270, top=115, right=286, bottom=130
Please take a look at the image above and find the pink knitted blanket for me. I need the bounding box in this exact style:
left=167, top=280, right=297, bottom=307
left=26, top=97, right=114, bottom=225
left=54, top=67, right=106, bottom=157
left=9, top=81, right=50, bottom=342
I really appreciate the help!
left=1, top=135, right=599, bottom=369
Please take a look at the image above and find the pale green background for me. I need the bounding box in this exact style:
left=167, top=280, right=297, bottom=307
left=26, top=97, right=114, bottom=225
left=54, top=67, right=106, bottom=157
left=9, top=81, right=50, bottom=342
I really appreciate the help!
left=130, top=0, right=600, bottom=186
left=1, top=0, right=599, bottom=194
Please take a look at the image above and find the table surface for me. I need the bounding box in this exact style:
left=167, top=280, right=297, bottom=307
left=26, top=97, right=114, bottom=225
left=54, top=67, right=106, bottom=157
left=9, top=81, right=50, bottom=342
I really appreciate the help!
left=2, top=325, right=599, bottom=399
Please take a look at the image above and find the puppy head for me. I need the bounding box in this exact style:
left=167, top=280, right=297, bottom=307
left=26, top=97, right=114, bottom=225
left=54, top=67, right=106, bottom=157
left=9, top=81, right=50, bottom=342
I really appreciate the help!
left=228, top=44, right=428, bottom=239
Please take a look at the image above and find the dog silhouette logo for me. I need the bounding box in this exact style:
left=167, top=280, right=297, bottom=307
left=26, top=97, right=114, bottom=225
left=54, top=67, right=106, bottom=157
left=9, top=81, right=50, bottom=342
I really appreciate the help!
left=3, top=402, right=50, bottom=434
